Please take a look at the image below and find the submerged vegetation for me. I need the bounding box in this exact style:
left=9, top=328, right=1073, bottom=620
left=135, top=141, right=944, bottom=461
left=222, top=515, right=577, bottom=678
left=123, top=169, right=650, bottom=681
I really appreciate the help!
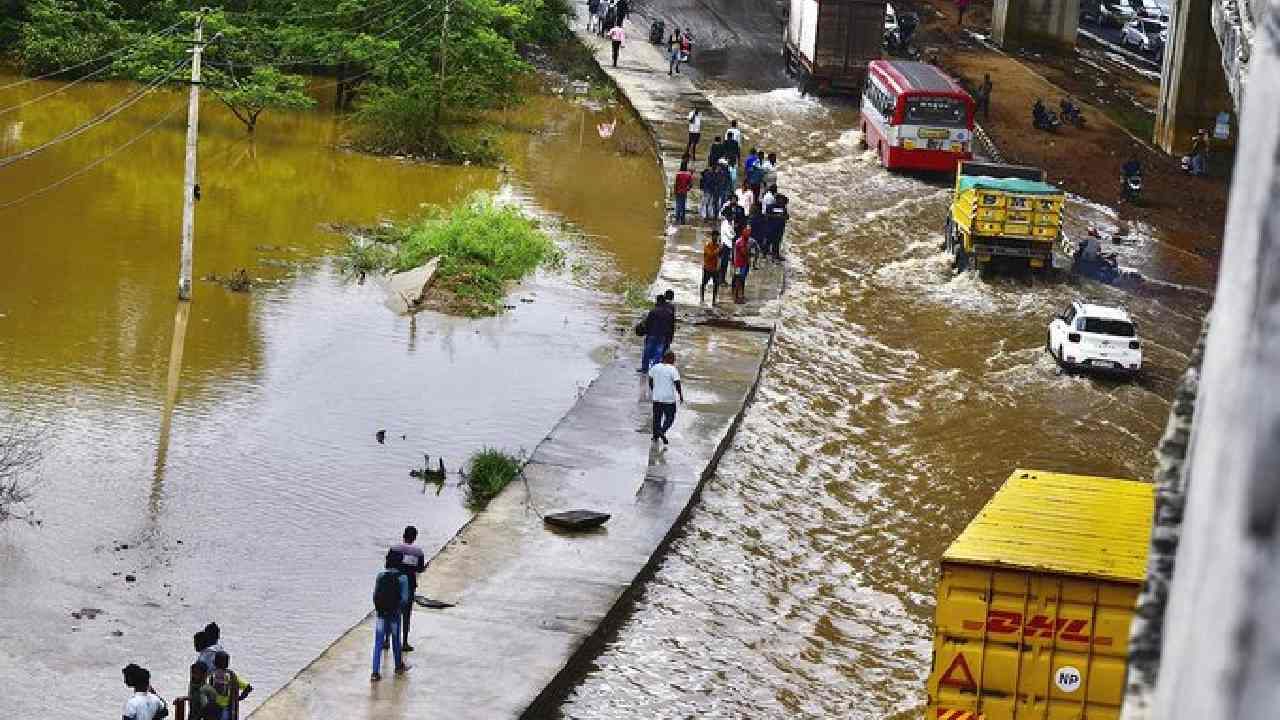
left=341, top=192, right=562, bottom=316
left=0, top=0, right=573, bottom=158
left=463, top=447, right=521, bottom=509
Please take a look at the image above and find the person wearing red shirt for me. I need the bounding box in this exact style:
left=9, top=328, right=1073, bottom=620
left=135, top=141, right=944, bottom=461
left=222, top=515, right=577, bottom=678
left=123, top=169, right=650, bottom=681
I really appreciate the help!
left=732, top=226, right=751, bottom=304
left=673, top=160, right=694, bottom=225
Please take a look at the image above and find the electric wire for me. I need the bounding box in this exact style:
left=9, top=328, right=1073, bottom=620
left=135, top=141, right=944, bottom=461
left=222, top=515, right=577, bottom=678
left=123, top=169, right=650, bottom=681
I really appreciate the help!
left=0, top=27, right=185, bottom=117
left=217, top=0, right=406, bottom=23
left=0, top=100, right=185, bottom=212
left=0, top=20, right=187, bottom=92
left=306, top=3, right=446, bottom=91
left=0, top=59, right=189, bottom=170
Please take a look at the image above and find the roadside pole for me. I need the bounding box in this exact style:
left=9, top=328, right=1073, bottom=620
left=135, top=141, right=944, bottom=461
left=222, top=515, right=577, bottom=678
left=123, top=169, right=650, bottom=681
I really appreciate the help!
left=178, top=10, right=206, bottom=302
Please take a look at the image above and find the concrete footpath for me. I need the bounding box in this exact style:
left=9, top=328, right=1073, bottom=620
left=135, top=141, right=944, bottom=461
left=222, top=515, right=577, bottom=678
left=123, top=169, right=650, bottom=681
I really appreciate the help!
left=250, top=7, right=784, bottom=719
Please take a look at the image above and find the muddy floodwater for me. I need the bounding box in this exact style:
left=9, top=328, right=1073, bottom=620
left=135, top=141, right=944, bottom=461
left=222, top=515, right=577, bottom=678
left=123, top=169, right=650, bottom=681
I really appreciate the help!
left=559, top=88, right=1213, bottom=718
left=0, top=73, right=661, bottom=717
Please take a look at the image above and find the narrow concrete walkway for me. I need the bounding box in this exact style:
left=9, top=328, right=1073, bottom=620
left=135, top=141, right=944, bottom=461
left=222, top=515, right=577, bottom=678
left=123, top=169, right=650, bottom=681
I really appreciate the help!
left=250, top=8, right=785, bottom=719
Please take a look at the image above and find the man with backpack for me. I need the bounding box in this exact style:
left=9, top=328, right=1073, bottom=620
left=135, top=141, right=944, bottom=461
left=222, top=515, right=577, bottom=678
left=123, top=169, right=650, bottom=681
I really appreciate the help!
left=371, top=556, right=411, bottom=681
left=387, top=525, right=427, bottom=652
left=638, top=293, right=675, bottom=372
left=698, top=165, right=716, bottom=220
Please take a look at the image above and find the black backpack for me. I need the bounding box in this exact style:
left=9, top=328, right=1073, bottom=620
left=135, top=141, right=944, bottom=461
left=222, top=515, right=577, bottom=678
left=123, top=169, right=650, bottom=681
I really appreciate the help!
left=373, top=571, right=402, bottom=615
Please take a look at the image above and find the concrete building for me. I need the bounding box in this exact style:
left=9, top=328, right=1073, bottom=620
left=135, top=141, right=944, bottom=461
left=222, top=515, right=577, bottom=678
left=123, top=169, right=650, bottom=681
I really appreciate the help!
left=992, top=0, right=1081, bottom=50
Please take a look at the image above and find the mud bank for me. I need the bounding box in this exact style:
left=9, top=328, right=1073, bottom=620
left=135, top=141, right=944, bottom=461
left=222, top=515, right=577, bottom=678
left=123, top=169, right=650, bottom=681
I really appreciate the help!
left=248, top=10, right=785, bottom=720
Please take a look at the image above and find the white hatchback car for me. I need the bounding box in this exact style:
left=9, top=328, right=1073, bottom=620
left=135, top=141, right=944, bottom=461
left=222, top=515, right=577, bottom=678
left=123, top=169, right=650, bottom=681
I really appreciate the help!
left=1047, top=301, right=1143, bottom=375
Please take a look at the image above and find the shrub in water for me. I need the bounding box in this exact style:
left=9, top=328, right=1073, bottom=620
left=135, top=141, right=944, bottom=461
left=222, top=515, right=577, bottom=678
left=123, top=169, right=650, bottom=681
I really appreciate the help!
left=464, top=448, right=522, bottom=509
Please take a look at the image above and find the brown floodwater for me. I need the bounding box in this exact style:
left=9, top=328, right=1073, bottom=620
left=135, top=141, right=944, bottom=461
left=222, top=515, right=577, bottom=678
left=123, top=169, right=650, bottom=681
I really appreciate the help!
left=0, top=73, right=662, bottom=717
left=558, top=87, right=1215, bottom=718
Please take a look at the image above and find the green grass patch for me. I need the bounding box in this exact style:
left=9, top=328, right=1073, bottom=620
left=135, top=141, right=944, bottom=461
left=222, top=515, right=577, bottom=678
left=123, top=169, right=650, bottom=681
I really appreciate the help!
left=464, top=448, right=522, bottom=510
left=619, top=280, right=654, bottom=309
left=394, top=193, right=562, bottom=316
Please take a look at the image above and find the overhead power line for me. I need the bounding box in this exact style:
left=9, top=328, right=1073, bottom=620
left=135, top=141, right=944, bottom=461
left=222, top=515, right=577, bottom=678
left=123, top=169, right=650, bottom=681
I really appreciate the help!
left=218, top=0, right=406, bottom=22
left=0, top=60, right=189, bottom=170
left=0, top=100, right=185, bottom=212
left=0, top=20, right=186, bottom=93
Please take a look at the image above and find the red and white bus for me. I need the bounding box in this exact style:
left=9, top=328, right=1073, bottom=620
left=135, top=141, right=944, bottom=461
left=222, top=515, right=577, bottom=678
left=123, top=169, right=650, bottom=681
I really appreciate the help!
left=860, top=60, right=975, bottom=172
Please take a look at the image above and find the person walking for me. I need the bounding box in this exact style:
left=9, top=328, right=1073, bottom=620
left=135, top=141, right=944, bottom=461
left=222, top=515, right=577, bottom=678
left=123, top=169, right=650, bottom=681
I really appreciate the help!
left=647, top=350, right=684, bottom=445
left=668, top=27, right=683, bottom=75
left=700, top=233, right=720, bottom=304
left=617, top=0, right=630, bottom=24
left=607, top=22, right=626, bottom=68
left=371, top=556, right=411, bottom=681
left=601, top=0, right=617, bottom=36
left=956, top=0, right=971, bottom=27
left=587, top=0, right=600, bottom=31
left=712, top=158, right=731, bottom=214
left=673, top=159, right=694, bottom=224
left=685, top=107, right=702, bottom=160
left=388, top=525, right=426, bottom=652
left=699, top=164, right=716, bottom=220
left=733, top=225, right=751, bottom=303
left=976, top=74, right=992, bottom=120
left=595, top=0, right=610, bottom=34
left=708, top=135, right=725, bottom=167
left=762, top=152, right=779, bottom=190
left=194, top=623, right=225, bottom=670
left=639, top=294, right=675, bottom=372
left=725, top=120, right=743, bottom=159
left=1190, top=129, right=1209, bottom=175
left=208, top=652, right=252, bottom=720
left=718, top=204, right=736, bottom=287
left=746, top=153, right=765, bottom=197
left=766, top=193, right=789, bottom=260
left=121, top=665, right=167, bottom=720
left=186, top=662, right=220, bottom=720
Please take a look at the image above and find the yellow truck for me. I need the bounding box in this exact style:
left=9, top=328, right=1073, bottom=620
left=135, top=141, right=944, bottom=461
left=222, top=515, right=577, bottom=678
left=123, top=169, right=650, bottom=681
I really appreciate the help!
left=944, top=161, right=1065, bottom=272
left=923, top=469, right=1153, bottom=720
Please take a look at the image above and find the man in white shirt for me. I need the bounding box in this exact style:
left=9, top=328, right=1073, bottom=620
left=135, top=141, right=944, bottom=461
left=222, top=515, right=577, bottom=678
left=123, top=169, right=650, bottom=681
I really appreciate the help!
left=647, top=351, right=684, bottom=445
left=121, top=664, right=166, bottom=720
left=685, top=108, right=702, bottom=160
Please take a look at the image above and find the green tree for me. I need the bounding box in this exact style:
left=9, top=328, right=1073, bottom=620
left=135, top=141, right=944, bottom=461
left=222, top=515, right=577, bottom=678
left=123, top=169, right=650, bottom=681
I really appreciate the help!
left=206, top=65, right=314, bottom=133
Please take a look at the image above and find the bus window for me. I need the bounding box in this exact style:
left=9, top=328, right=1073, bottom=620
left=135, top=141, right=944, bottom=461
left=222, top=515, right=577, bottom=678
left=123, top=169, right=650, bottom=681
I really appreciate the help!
left=903, top=97, right=967, bottom=127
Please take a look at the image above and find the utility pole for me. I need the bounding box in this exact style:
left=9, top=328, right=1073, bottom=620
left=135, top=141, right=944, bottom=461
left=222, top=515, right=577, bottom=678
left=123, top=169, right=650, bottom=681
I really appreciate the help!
left=178, top=10, right=206, bottom=302
left=433, top=0, right=451, bottom=127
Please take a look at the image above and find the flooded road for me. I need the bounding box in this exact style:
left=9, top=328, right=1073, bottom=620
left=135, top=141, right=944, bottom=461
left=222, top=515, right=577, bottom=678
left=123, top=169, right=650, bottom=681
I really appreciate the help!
left=0, top=74, right=662, bottom=716
left=559, top=88, right=1213, bottom=718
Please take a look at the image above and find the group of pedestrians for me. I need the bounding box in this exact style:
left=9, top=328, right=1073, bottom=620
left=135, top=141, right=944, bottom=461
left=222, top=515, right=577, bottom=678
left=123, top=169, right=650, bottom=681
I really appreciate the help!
left=668, top=109, right=790, bottom=306
left=121, top=623, right=253, bottom=720
left=370, top=525, right=427, bottom=681
left=587, top=0, right=630, bottom=67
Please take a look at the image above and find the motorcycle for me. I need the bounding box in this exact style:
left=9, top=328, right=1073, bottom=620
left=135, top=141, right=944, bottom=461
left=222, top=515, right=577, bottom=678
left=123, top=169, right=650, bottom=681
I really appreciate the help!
left=1122, top=171, right=1142, bottom=202
left=1032, top=101, right=1061, bottom=131
left=884, top=13, right=920, bottom=56
left=1072, top=228, right=1122, bottom=283
left=1059, top=99, right=1086, bottom=129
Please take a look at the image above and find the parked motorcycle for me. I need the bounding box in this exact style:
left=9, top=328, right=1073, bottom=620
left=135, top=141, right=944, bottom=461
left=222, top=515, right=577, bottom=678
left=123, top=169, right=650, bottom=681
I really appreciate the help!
left=1032, top=99, right=1061, bottom=131
left=648, top=19, right=665, bottom=44
left=884, top=13, right=920, bottom=56
left=1122, top=171, right=1143, bottom=202
left=1059, top=98, right=1087, bottom=128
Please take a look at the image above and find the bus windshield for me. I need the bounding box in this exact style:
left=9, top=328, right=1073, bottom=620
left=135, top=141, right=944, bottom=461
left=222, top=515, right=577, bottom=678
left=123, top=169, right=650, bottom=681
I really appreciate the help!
left=903, top=96, right=968, bottom=127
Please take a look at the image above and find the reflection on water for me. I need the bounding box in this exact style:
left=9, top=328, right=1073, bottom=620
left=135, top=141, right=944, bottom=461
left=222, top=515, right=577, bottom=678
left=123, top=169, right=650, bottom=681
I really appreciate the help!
left=559, top=89, right=1213, bottom=719
left=0, top=72, right=662, bottom=717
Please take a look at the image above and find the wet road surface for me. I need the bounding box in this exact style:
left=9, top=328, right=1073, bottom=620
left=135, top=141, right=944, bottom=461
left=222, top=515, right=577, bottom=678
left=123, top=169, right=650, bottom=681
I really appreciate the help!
left=557, top=27, right=1213, bottom=720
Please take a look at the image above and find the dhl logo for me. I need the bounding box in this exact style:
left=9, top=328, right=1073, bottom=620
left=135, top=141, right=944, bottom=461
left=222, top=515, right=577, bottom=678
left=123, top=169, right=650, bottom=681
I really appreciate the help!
left=935, top=709, right=984, bottom=720
left=962, top=610, right=1113, bottom=645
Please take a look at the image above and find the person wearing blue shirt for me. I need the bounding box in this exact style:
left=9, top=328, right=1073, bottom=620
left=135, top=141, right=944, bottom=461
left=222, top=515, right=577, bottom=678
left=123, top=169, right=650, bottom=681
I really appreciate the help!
left=370, top=557, right=411, bottom=681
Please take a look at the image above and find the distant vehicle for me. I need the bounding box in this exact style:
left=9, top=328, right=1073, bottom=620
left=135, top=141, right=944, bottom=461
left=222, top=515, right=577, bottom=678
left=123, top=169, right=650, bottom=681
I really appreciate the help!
left=1048, top=301, right=1143, bottom=374
left=1121, top=18, right=1166, bottom=52
left=945, top=161, right=1064, bottom=272
left=860, top=60, right=974, bottom=171
left=1100, top=0, right=1137, bottom=27
left=1127, top=0, right=1163, bottom=18
left=883, top=3, right=920, bottom=56
left=784, top=0, right=887, bottom=95
left=922, top=469, right=1153, bottom=720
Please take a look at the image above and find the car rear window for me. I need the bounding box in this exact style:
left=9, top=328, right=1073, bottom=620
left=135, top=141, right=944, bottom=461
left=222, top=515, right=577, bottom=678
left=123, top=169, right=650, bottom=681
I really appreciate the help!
left=1081, top=318, right=1136, bottom=336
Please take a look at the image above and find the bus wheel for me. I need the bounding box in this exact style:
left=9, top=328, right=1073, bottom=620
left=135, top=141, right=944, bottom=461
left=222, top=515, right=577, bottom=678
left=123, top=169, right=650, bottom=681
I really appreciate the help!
left=859, top=123, right=868, bottom=148
left=877, top=142, right=885, bottom=167
left=953, top=245, right=968, bottom=272
left=942, top=219, right=953, bottom=251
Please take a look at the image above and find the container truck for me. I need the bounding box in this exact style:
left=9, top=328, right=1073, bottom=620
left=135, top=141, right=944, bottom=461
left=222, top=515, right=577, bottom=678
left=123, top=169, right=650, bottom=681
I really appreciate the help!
left=944, top=161, right=1065, bottom=272
left=784, top=0, right=886, bottom=94
left=922, top=469, right=1154, bottom=720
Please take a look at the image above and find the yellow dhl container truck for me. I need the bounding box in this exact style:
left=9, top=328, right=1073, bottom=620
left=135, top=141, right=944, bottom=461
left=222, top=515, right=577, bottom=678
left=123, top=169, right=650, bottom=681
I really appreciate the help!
left=923, top=469, right=1153, bottom=720
left=944, top=161, right=1065, bottom=273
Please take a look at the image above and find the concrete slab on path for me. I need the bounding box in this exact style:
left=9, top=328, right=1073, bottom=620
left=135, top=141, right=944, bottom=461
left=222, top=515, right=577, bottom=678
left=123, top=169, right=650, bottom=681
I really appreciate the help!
left=251, top=10, right=785, bottom=720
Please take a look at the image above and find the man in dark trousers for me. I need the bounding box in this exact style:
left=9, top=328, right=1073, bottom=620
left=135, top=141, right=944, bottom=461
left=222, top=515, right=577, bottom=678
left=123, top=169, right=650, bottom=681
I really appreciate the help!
left=371, top=555, right=410, bottom=681
left=387, top=525, right=426, bottom=652
left=647, top=350, right=684, bottom=445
